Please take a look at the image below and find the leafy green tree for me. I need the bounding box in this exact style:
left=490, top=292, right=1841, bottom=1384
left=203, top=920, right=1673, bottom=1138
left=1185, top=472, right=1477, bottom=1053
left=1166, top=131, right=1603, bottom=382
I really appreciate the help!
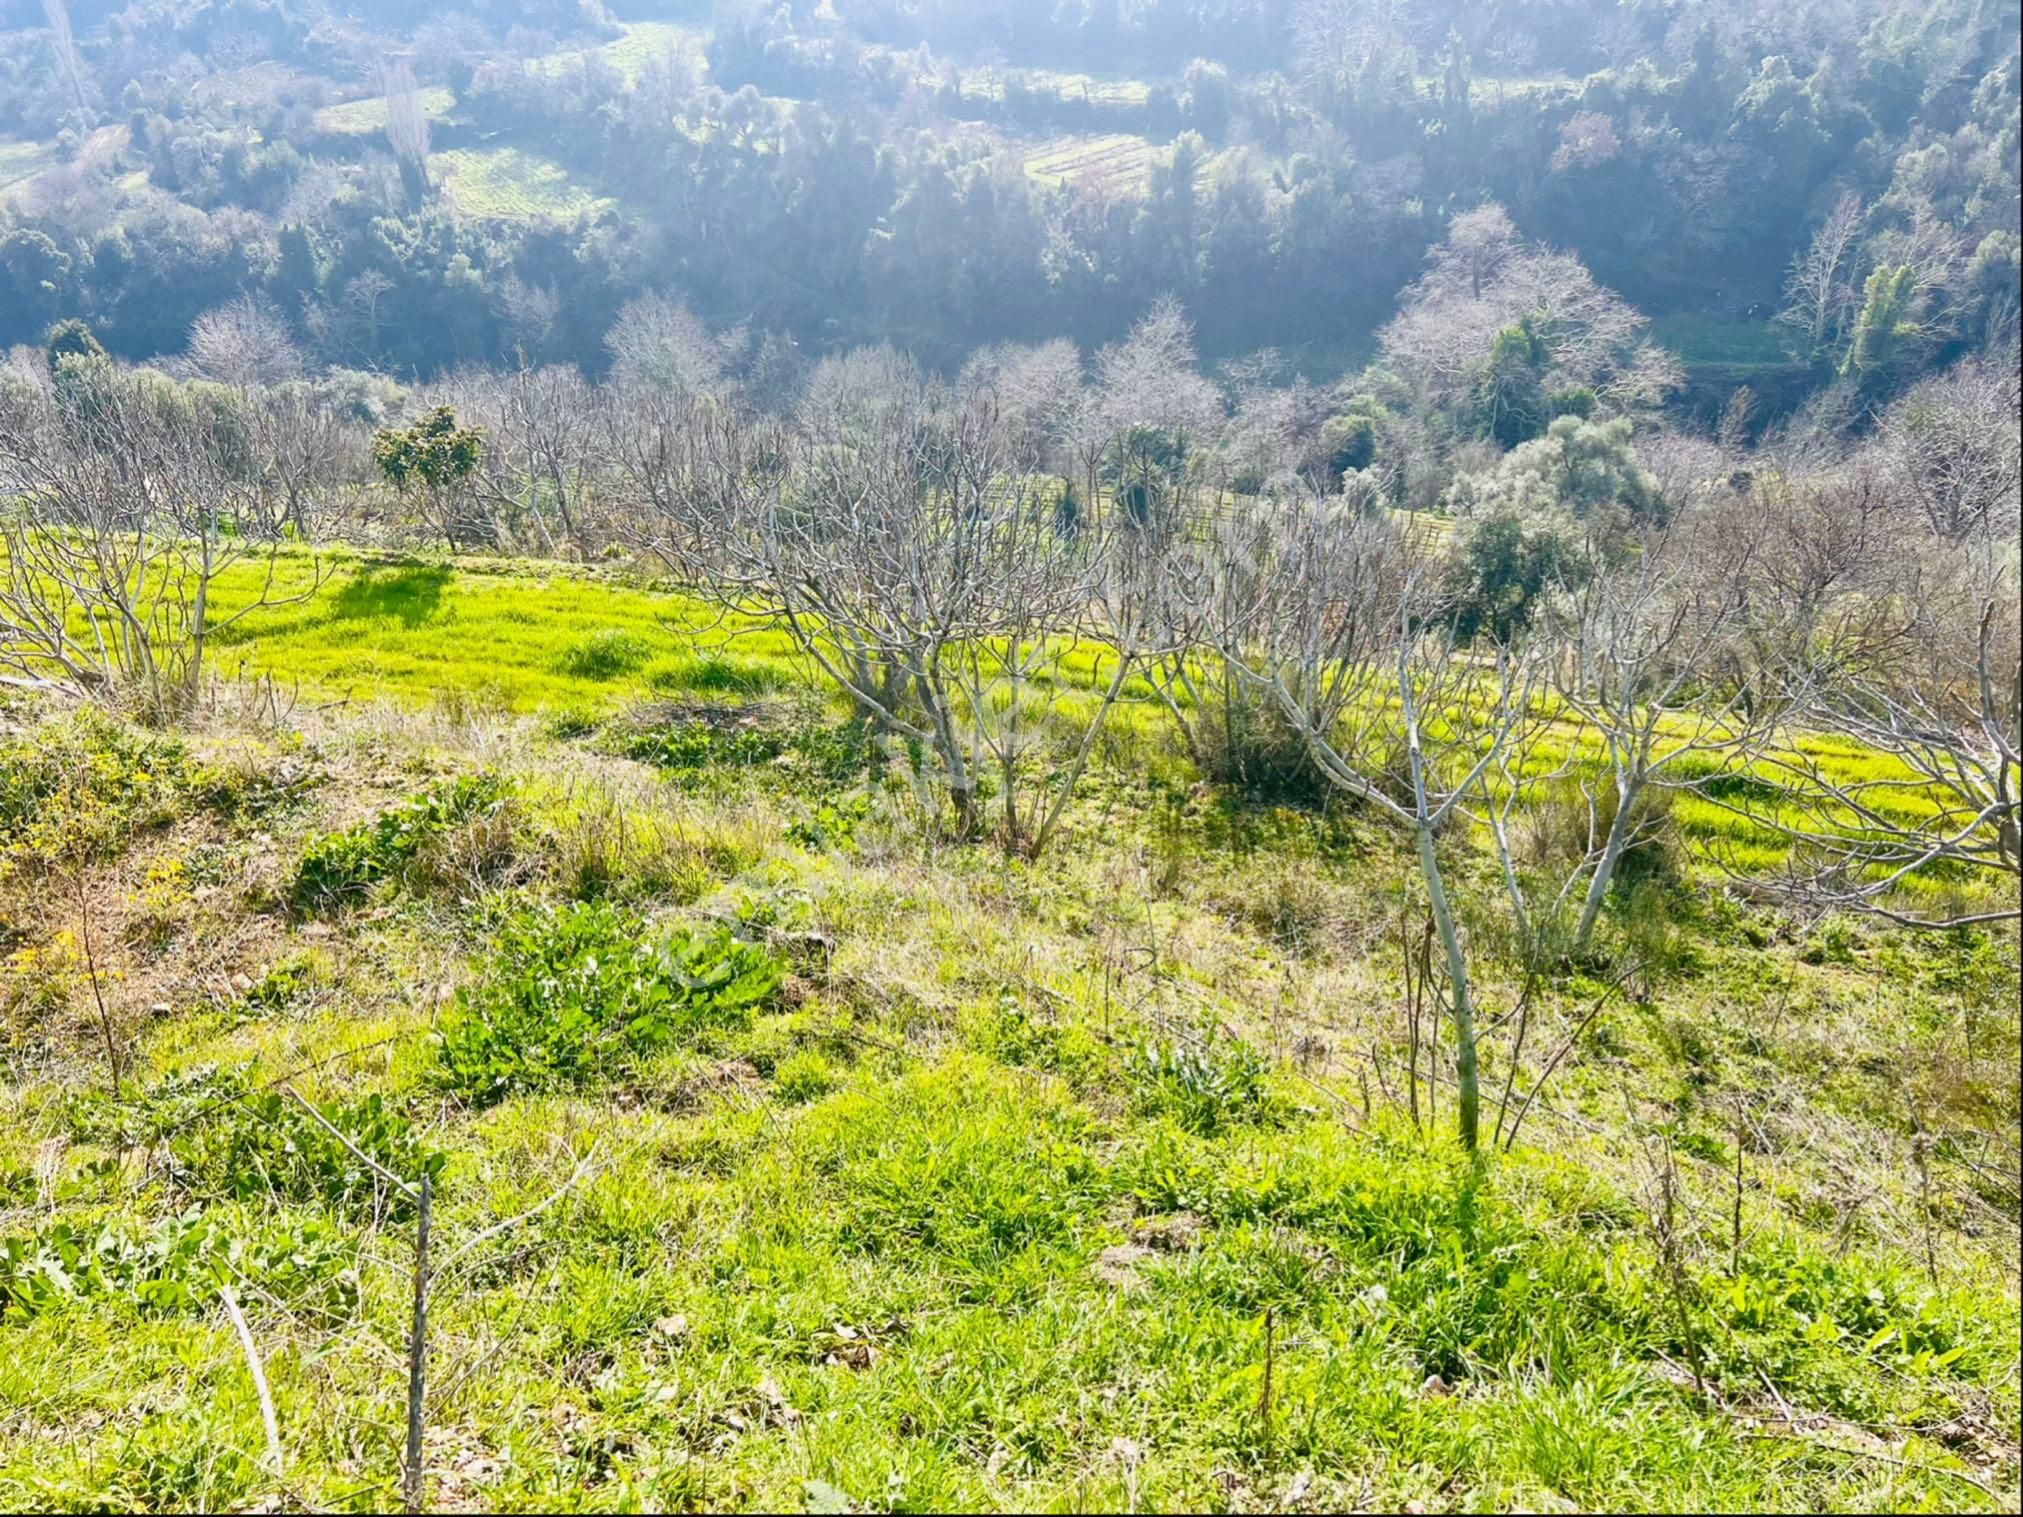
left=373, top=405, right=483, bottom=492
left=44, top=318, right=105, bottom=367
left=272, top=225, right=324, bottom=314
left=1442, top=415, right=1662, bottom=639
left=1320, top=410, right=1377, bottom=480
left=373, top=406, right=488, bottom=549
left=0, top=232, right=71, bottom=340
left=1843, top=263, right=1920, bottom=381
left=1474, top=319, right=1550, bottom=448
left=1443, top=508, right=1588, bottom=642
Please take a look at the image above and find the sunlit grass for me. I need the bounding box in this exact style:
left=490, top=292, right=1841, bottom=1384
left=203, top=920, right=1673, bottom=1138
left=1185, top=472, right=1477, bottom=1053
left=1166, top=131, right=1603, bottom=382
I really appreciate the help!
left=1023, top=133, right=1155, bottom=190
left=0, top=558, right=2015, bottom=1510
left=312, top=86, right=456, bottom=137
left=1648, top=314, right=1799, bottom=373
left=205, top=549, right=797, bottom=712
left=429, top=146, right=614, bottom=221
left=532, top=19, right=704, bottom=86
left=0, top=138, right=57, bottom=201
left=178, top=546, right=2022, bottom=919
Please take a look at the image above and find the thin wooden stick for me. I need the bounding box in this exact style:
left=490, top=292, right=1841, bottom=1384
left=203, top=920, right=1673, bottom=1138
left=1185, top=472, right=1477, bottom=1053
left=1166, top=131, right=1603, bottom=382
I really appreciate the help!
left=434, top=1143, right=602, bottom=1276
left=220, top=1283, right=285, bottom=1480
left=284, top=1084, right=419, bottom=1199
left=403, top=1172, right=432, bottom=1515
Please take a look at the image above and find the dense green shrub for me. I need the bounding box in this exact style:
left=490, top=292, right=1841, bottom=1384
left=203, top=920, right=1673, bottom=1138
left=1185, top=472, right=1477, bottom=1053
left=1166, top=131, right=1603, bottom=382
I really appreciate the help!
left=1184, top=678, right=1335, bottom=808
left=435, top=900, right=782, bottom=1106
left=561, top=629, right=654, bottom=679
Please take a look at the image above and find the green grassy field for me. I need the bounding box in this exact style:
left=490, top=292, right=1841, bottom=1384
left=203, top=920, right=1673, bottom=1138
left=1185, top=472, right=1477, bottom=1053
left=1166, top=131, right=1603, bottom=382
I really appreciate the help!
left=429, top=147, right=615, bottom=221
left=200, top=550, right=1965, bottom=896
left=207, top=551, right=791, bottom=713
left=313, top=87, right=458, bottom=138
left=1648, top=315, right=1800, bottom=373
left=533, top=20, right=705, bottom=86
left=0, top=549, right=2015, bottom=1511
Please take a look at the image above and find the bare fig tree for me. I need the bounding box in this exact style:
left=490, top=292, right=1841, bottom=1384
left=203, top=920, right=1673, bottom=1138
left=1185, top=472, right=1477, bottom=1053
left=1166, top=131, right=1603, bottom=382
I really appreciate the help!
left=0, top=356, right=324, bottom=721
left=1207, top=497, right=1543, bottom=1151
left=622, top=348, right=1147, bottom=852
left=242, top=380, right=364, bottom=541
left=1720, top=544, right=2021, bottom=927
left=1871, top=356, right=2022, bottom=543
left=1537, top=509, right=1782, bottom=955
left=433, top=365, right=611, bottom=555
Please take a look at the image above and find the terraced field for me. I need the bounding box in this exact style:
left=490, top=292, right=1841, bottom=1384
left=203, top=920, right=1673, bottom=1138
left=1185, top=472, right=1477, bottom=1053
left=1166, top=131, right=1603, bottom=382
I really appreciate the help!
left=1648, top=315, right=1801, bottom=375
left=0, top=139, right=56, bottom=202
left=1023, top=132, right=1156, bottom=191
left=946, top=64, right=1152, bottom=108
left=313, top=86, right=458, bottom=137
left=193, top=59, right=302, bottom=109
left=533, top=19, right=706, bottom=85
left=430, top=146, right=614, bottom=221
left=0, top=124, right=126, bottom=206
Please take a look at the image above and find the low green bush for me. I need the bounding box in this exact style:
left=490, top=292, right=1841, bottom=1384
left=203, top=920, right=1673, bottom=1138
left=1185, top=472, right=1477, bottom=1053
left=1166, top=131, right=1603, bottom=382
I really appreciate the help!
left=0, top=709, right=190, bottom=859
left=622, top=719, right=784, bottom=771
left=435, top=900, right=783, bottom=1106
left=561, top=629, right=655, bottom=680
left=291, top=772, right=512, bottom=910
left=0, top=1207, right=358, bottom=1321
left=171, top=1089, right=445, bottom=1218
left=643, top=653, right=789, bottom=697
left=1133, top=1037, right=1276, bottom=1136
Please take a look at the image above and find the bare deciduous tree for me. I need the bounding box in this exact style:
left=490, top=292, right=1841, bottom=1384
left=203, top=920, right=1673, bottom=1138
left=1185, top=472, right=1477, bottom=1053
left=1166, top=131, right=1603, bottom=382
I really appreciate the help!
left=0, top=358, right=323, bottom=721
left=1092, top=297, right=1224, bottom=529
left=184, top=296, right=304, bottom=393
left=1778, top=192, right=1866, bottom=356
left=1206, top=497, right=1543, bottom=1150
left=623, top=349, right=1147, bottom=851
left=244, top=380, right=362, bottom=541
left=379, top=61, right=434, bottom=204
left=1872, top=357, right=2023, bottom=542
left=605, top=293, right=741, bottom=400
left=1536, top=512, right=1780, bottom=955
left=434, top=364, right=611, bottom=555
left=42, top=0, right=91, bottom=120
left=1719, top=546, right=2021, bottom=927
left=1380, top=205, right=1669, bottom=415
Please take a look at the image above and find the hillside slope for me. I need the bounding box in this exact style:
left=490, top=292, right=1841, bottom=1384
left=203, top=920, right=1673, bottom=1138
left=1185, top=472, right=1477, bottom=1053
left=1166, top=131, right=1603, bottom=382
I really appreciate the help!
left=0, top=554, right=2015, bottom=1512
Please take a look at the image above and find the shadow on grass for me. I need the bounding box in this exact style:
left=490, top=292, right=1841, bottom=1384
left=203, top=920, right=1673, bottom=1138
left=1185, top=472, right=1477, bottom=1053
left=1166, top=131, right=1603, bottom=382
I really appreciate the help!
left=329, top=564, right=453, bottom=628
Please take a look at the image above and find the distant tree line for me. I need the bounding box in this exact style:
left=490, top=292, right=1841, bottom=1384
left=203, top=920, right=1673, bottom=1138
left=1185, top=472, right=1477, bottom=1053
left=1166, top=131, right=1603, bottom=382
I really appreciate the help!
left=0, top=0, right=2013, bottom=410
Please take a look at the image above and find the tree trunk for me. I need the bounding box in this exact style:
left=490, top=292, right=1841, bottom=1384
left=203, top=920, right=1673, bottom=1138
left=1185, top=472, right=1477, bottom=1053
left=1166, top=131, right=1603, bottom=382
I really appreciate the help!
left=1416, top=820, right=1479, bottom=1153
left=1572, top=773, right=1642, bottom=955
